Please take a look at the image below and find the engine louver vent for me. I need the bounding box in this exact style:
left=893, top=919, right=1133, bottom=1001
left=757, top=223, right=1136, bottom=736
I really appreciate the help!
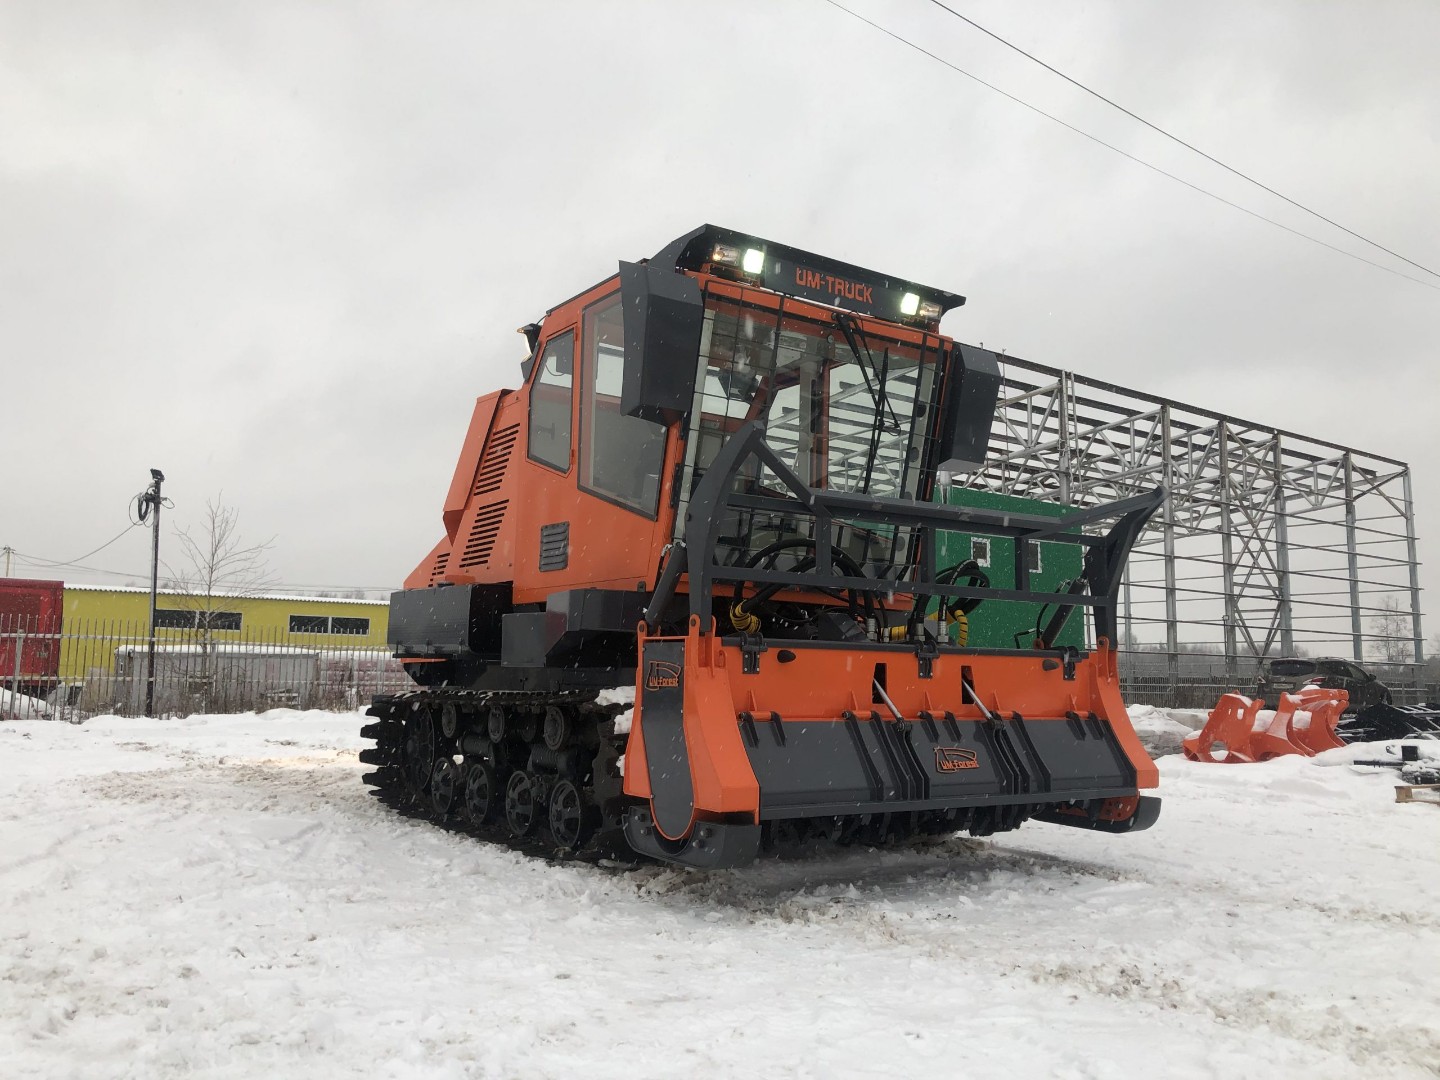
left=472, top=424, right=518, bottom=497
left=428, top=550, right=450, bottom=584
left=538, top=521, right=569, bottom=571
left=457, top=501, right=508, bottom=569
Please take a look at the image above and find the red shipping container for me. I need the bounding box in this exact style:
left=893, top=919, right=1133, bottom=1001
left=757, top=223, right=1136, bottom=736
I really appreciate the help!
left=0, top=578, right=64, bottom=691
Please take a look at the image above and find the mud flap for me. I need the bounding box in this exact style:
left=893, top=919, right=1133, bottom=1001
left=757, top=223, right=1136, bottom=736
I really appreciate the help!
left=639, top=639, right=696, bottom=839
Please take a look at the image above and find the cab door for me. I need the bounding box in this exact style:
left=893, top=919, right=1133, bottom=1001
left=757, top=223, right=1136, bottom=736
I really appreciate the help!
left=510, top=287, right=681, bottom=602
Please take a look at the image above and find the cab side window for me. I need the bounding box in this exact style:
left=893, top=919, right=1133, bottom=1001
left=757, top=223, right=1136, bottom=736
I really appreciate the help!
left=580, top=296, right=666, bottom=515
left=528, top=331, right=575, bottom=472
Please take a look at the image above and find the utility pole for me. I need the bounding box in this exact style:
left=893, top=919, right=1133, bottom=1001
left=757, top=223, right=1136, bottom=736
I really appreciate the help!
left=2, top=546, right=11, bottom=576
left=139, top=469, right=165, bottom=717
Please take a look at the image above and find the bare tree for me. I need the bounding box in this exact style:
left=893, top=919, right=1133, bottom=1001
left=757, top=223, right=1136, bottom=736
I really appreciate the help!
left=1369, top=596, right=1412, bottom=665
left=163, top=497, right=276, bottom=710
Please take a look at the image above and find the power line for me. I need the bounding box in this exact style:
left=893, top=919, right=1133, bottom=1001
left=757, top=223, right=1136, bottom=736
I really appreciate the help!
left=921, top=0, right=1440, bottom=282
left=9, top=523, right=140, bottom=571
left=821, top=0, right=1440, bottom=292
left=9, top=555, right=144, bottom=579
left=11, top=554, right=395, bottom=594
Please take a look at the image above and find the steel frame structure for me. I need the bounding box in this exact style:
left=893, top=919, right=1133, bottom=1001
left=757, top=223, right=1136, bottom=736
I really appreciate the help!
left=948, top=353, right=1425, bottom=698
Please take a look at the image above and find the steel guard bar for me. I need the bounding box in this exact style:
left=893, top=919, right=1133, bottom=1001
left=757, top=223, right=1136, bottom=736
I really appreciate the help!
left=627, top=424, right=1165, bottom=869
left=643, top=420, right=1165, bottom=643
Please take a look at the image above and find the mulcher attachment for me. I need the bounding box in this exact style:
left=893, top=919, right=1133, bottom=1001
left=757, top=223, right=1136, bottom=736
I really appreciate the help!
left=621, top=625, right=1160, bottom=869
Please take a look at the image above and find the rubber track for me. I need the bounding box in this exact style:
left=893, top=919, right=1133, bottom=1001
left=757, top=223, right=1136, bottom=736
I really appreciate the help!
left=361, top=687, right=634, bottom=866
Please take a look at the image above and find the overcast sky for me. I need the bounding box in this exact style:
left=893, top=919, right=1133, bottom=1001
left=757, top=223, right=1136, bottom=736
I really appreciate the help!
left=3, top=0, right=1436, bottom=631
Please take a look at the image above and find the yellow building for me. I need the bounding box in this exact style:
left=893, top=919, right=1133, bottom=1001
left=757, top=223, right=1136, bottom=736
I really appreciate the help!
left=59, top=584, right=391, bottom=681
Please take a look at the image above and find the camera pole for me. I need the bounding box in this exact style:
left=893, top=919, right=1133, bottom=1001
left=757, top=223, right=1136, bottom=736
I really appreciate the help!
left=141, top=469, right=165, bottom=717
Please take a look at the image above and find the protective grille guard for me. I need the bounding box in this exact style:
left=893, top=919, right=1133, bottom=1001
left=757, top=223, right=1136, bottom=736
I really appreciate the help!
left=644, top=420, right=1165, bottom=644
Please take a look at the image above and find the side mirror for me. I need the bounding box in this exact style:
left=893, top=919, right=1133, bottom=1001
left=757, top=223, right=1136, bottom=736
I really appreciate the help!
left=936, top=344, right=1002, bottom=473
left=518, top=322, right=543, bottom=382
left=618, top=261, right=703, bottom=422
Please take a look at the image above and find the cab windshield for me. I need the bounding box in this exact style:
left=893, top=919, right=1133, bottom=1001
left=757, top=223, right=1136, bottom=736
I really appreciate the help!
left=680, top=288, right=941, bottom=570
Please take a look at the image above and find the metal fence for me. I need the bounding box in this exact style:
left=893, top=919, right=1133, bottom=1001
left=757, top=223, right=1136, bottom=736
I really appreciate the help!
left=5, top=614, right=1434, bottom=721
left=1, top=614, right=412, bottom=720
left=1117, top=647, right=1437, bottom=709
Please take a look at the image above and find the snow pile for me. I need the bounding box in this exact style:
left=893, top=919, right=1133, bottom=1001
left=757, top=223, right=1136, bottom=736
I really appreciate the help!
left=1127, top=703, right=1209, bottom=758
left=0, top=686, right=54, bottom=721
left=598, top=682, right=635, bottom=734
left=2, top=710, right=1438, bottom=1078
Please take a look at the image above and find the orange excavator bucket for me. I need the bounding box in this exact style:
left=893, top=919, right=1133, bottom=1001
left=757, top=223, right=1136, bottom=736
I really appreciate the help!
left=1184, top=689, right=1348, bottom=763
left=1183, top=694, right=1263, bottom=762
left=1284, top=688, right=1349, bottom=754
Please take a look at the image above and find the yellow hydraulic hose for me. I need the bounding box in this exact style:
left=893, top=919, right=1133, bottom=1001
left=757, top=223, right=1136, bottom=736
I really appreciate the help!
left=730, top=601, right=761, bottom=634
left=951, top=609, right=969, bottom=647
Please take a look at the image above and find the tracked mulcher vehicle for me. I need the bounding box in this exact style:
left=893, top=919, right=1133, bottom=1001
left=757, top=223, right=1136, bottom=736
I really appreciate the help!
left=362, top=225, right=1164, bottom=868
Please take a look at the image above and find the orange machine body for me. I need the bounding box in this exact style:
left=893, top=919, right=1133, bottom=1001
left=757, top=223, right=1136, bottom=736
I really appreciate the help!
left=376, top=225, right=1164, bottom=869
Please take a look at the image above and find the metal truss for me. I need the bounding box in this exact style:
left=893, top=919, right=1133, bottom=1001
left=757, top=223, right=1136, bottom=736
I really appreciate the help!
left=948, top=353, right=1425, bottom=699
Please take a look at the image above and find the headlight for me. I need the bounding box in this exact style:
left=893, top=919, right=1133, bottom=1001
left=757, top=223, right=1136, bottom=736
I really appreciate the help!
left=711, top=243, right=742, bottom=266
left=742, top=248, right=766, bottom=274
left=901, top=293, right=943, bottom=321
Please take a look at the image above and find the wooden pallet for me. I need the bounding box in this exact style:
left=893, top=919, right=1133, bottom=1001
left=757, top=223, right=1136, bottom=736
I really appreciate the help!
left=1395, top=784, right=1440, bottom=804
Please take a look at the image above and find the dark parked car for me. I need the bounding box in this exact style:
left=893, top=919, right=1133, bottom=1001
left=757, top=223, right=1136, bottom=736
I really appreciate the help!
left=1256, top=657, right=1391, bottom=713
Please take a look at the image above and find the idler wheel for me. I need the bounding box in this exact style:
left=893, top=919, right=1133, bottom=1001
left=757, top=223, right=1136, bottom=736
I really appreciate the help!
left=547, top=779, right=596, bottom=851
left=430, top=757, right=459, bottom=816
left=504, top=770, right=539, bottom=836
left=401, top=708, right=437, bottom=795
left=464, top=760, right=499, bottom=824
left=542, top=706, right=571, bottom=752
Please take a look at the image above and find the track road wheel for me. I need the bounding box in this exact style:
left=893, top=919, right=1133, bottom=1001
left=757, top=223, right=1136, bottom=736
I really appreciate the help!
left=430, top=758, right=460, bottom=817
left=548, top=779, right=597, bottom=852
left=439, top=703, right=460, bottom=740
left=542, top=706, right=571, bottom=751
left=504, top=771, right=539, bottom=837
left=464, top=760, right=499, bottom=825
left=401, top=709, right=437, bottom=797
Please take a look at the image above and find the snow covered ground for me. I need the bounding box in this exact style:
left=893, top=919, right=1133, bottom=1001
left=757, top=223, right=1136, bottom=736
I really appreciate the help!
left=2, top=711, right=1437, bottom=1079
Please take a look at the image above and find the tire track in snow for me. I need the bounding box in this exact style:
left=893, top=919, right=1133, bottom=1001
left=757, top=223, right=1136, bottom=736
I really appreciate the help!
left=52, top=750, right=1440, bottom=1078
left=623, top=844, right=1440, bottom=1074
